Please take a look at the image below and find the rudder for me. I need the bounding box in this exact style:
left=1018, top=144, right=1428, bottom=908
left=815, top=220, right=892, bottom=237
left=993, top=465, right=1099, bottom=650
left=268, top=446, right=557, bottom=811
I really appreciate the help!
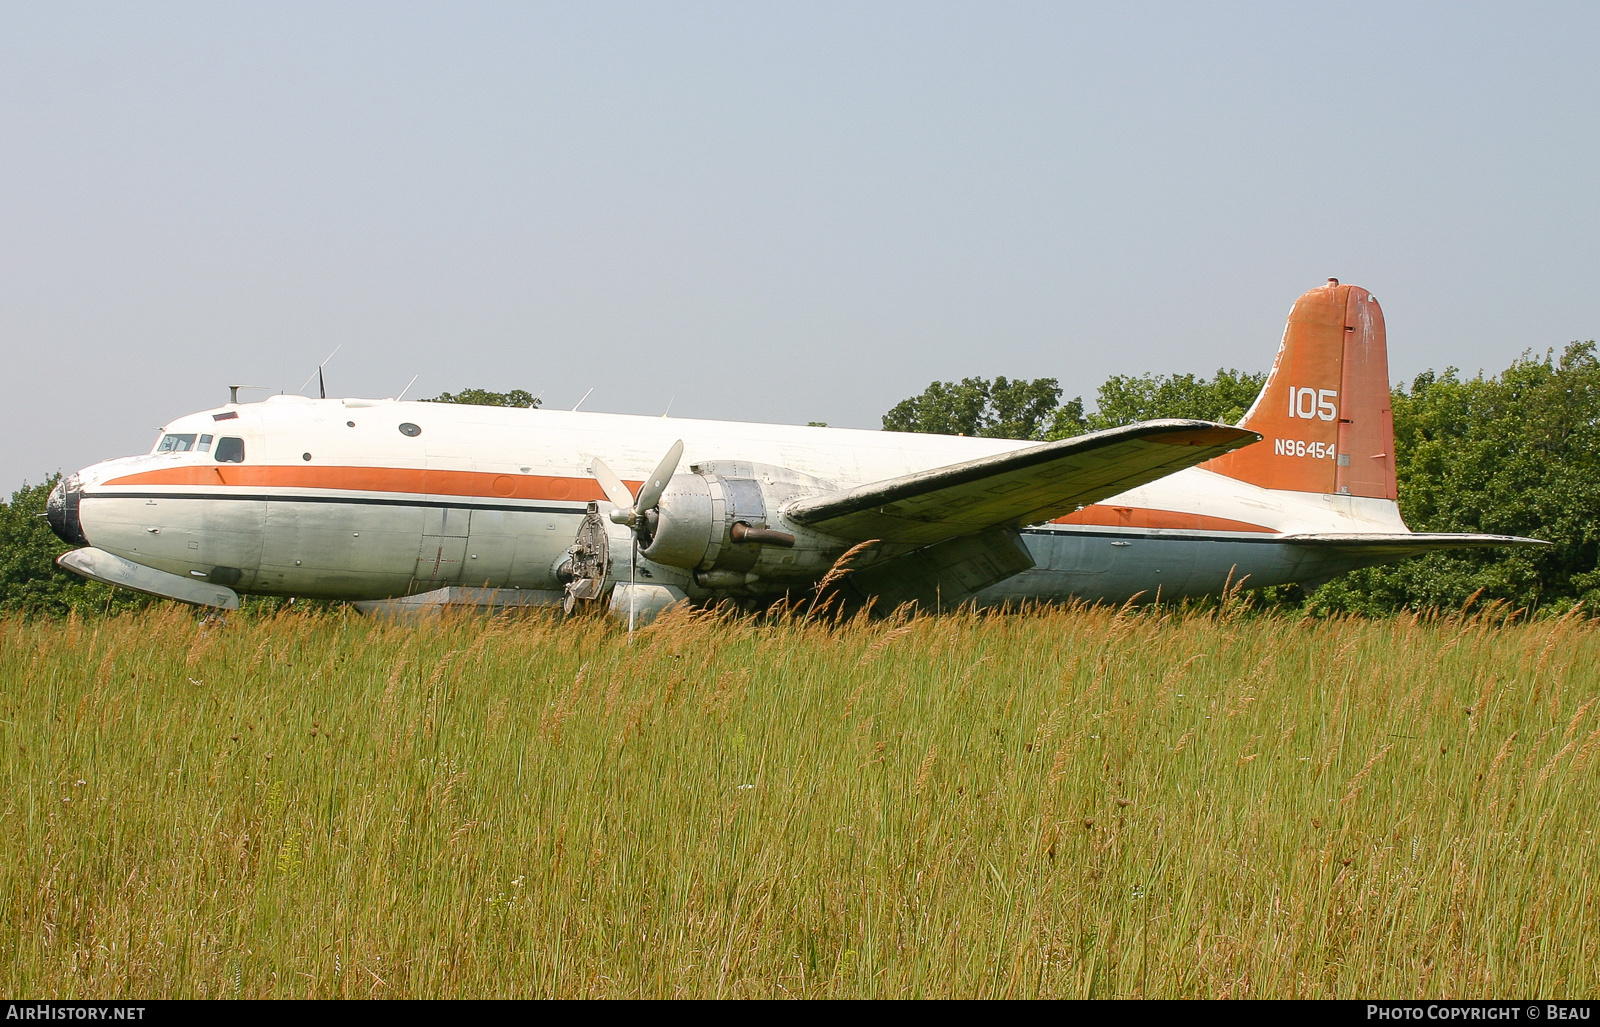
left=1205, top=278, right=1397, bottom=500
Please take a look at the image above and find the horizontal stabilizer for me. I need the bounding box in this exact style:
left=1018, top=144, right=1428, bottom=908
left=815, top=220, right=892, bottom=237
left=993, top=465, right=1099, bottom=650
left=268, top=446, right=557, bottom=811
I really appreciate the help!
left=787, top=420, right=1259, bottom=545
left=1280, top=532, right=1548, bottom=558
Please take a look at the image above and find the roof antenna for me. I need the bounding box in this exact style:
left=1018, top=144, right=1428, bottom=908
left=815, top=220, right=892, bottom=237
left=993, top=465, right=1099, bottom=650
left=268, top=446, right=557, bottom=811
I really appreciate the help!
left=572, top=387, right=594, bottom=411
left=227, top=385, right=268, bottom=405
left=297, top=345, right=342, bottom=397
left=395, top=374, right=419, bottom=401
left=661, top=395, right=675, bottom=418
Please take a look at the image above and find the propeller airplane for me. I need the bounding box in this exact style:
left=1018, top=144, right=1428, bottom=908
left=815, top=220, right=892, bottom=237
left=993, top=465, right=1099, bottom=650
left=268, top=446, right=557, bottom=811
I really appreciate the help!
left=47, top=280, right=1543, bottom=622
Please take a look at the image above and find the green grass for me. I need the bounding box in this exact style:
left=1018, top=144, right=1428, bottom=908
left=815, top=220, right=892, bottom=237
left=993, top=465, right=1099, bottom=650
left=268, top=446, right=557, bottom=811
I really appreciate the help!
left=1, top=601, right=1597, bottom=998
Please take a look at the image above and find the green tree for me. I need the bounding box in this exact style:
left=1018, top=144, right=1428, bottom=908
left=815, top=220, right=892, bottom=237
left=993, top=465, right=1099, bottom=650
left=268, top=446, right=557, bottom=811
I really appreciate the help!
left=1311, top=343, right=1600, bottom=614
left=0, top=477, right=151, bottom=616
left=883, top=370, right=1263, bottom=441
left=425, top=388, right=541, bottom=408
left=1075, top=369, right=1266, bottom=433
left=882, top=377, right=1073, bottom=440
left=879, top=352, right=1600, bottom=615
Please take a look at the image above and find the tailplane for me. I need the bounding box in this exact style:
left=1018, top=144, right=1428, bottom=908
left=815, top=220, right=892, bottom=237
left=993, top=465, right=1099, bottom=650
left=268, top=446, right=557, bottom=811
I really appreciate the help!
left=1205, top=278, right=1397, bottom=499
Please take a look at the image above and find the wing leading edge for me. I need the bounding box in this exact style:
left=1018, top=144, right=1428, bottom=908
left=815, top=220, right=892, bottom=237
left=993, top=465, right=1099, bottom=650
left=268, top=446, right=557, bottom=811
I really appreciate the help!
left=786, top=420, right=1259, bottom=545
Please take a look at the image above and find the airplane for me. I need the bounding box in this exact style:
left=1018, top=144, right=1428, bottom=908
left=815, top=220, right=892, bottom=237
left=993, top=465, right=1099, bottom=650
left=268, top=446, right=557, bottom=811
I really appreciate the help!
left=46, top=279, right=1543, bottom=621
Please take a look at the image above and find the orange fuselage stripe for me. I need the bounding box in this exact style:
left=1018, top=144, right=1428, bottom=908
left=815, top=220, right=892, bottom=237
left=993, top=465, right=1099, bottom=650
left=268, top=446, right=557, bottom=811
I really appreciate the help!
left=105, top=465, right=1278, bottom=534
left=105, top=465, right=622, bottom=503
left=1050, top=506, right=1276, bottom=534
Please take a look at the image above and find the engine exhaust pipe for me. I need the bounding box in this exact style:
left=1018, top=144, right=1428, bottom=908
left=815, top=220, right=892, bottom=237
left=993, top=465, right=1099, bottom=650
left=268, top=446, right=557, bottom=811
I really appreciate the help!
left=730, top=522, right=795, bottom=548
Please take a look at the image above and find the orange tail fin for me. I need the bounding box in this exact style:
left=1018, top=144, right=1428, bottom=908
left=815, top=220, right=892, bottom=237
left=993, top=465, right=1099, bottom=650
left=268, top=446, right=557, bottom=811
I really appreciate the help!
left=1205, top=279, right=1397, bottom=500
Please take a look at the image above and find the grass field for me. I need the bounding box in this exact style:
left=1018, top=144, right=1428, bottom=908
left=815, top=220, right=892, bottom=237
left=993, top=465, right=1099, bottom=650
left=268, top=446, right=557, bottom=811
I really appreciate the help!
left=1, top=600, right=1597, bottom=998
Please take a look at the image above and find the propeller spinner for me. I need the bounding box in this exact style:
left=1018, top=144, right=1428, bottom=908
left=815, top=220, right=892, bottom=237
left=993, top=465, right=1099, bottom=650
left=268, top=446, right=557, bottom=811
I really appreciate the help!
left=589, top=440, right=684, bottom=539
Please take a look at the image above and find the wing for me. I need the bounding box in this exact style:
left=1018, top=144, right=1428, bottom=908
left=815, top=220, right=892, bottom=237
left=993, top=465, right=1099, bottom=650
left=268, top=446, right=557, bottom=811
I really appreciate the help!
left=1279, top=532, right=1548, bottom=557
left=786, top=420, right=1259, bottom=545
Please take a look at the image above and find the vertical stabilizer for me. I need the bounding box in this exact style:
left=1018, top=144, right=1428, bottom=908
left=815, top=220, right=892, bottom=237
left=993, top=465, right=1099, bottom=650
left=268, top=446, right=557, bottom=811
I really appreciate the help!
left=1205, top=279, right=1397, bottom=499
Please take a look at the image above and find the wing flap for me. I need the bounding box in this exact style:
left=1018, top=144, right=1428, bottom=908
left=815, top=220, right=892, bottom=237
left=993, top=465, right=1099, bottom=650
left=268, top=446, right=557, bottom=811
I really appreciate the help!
left=786, top=420, right=1259, bottom=545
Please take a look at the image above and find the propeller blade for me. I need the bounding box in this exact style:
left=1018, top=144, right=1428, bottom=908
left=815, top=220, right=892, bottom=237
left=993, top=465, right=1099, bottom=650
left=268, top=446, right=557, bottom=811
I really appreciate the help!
left=589, top=456, right=637, bottom=520
left=635, top=439, right=684, bottom=515
left=628, top=537, right=638, bottom=634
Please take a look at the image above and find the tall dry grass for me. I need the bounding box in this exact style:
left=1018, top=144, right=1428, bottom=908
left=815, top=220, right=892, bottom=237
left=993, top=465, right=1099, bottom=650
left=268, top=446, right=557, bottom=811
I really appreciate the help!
left=1, top=600, right=1596, bottom=998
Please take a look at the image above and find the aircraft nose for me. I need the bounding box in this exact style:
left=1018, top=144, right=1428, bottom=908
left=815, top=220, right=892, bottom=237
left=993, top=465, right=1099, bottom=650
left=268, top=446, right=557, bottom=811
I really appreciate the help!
left=46, top=473, right=89, bottom=547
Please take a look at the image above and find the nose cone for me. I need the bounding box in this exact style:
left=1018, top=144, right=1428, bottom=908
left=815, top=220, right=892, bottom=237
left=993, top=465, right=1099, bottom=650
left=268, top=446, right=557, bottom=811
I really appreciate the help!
left=46, top=473, right=89, bottom=547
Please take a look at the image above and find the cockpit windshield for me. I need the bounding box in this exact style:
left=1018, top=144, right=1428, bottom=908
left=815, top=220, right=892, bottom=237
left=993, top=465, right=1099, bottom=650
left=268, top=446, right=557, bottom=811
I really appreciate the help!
left=156, top=433, right=197, bottom=453
left=154, top=433, right=215, bottom=454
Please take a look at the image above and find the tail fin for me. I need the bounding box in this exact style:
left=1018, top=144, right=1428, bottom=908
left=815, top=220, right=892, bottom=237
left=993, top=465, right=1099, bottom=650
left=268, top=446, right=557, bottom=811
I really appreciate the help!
left=1205, top=279, right=1397, bottom=499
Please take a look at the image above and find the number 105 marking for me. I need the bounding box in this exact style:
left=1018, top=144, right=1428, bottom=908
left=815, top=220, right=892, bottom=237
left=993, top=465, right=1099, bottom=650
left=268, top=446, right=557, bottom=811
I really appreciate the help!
left=1289, top=387, right=1338, bottom=420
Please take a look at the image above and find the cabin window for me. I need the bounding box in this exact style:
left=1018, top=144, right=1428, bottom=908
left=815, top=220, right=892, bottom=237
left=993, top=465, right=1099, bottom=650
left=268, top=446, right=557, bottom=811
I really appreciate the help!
left=156, top=433, right=197, bottom=453
left=215, top=437, right=245, bottom=463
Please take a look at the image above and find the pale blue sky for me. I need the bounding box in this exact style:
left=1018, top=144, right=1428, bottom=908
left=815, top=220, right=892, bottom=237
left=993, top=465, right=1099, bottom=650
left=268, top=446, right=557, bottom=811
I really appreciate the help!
left=3, top=2, right=1597, bottom=488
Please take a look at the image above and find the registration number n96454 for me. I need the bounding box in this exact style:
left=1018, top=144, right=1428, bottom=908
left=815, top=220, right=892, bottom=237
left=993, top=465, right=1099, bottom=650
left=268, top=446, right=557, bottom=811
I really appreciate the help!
left=1274, top=438, right=1336, bottom=459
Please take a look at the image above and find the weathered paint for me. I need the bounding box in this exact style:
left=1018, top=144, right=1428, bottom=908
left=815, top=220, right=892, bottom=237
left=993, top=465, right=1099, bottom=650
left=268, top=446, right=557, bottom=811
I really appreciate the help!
left=1204, top=279, right=1397, bottom=499
left=51, top=282, right=1536, bottom=608
left=1336, top=285, right=1398, bottom=499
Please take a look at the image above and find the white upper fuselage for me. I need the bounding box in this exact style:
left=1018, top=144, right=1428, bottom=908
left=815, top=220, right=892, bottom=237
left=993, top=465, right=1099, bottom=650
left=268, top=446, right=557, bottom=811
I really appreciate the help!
left=65, top=395, right=1409, bottom=604
left=88, top=395, right=1411, bottom=525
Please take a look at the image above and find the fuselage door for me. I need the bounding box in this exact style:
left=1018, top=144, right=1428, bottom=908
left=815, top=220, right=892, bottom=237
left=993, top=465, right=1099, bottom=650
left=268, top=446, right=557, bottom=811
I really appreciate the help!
left=415, top=507, right=470, bottom=587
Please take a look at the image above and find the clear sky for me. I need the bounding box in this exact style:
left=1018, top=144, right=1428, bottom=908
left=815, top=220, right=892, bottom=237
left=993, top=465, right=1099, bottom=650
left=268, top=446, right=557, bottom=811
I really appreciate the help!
left=3, top=1, right=1597, bottom=489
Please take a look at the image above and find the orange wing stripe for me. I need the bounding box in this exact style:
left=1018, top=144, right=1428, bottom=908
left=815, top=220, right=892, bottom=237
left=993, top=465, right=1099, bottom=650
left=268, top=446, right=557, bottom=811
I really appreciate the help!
left=1052, top=505, right=1275, bottom=533
left=103, top=465, right=624, bottom=503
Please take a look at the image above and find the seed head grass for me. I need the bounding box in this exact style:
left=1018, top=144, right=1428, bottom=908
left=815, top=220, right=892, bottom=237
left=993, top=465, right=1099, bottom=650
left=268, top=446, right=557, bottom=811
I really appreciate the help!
left=1, top=601, right=1596, bottom=997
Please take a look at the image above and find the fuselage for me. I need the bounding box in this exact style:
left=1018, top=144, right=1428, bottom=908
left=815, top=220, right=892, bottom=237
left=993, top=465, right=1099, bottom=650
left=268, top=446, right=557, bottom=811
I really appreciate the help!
left=53, top=394, right=1412, bottom=607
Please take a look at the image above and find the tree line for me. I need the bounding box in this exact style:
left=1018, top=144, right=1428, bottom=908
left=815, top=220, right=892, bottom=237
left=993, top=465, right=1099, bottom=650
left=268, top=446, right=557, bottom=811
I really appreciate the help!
left=882, top=342, right=1600, bottom=614
left=3, top=350, right=1596, bottom=616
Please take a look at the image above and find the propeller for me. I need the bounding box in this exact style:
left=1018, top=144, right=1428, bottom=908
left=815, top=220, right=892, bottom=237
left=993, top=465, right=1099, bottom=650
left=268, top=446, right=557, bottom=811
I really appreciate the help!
left=590, top=440, right=683, bottom=535
left=588, top=440, right=684, bottom=632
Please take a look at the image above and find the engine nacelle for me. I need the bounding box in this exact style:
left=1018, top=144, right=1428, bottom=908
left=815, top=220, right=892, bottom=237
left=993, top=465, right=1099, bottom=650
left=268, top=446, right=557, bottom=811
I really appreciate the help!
left=638, top=461, right=847, bottom=587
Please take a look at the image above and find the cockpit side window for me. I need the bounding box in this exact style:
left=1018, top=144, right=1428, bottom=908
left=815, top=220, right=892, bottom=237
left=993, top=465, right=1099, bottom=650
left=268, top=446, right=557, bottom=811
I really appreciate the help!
left=198, top=434, right=213, bottom=453
left=155, top=433, right=197, bottom=453
left=214, top=437, right=245, bottom=463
